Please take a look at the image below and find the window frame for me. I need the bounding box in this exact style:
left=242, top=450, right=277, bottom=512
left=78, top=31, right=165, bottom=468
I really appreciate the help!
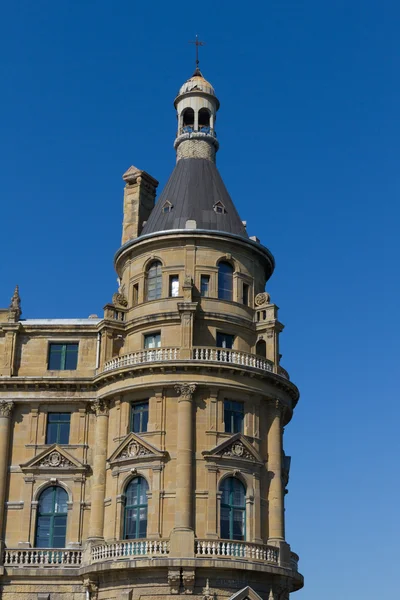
left=143, top=331, right=161, bottom=349
left=200, top=274, right=210, bottom=297
left=169, top=275, right=179, bottom=298
left=123, top=477, right=149, bottom=540
left=47, top=343, right=79, bottom=371
left=35, top=486, right=68, bottom=549
left=218, top=261, right=234, bottom=301
left=220, top=477, right=246, bottom=541
left=130, top=401, right=149, bottom=434
left=45, top=413, right=71, bottom=445
left=224, top=400, right=244, bottom=434
left=145, top=261, right=162, bottom=302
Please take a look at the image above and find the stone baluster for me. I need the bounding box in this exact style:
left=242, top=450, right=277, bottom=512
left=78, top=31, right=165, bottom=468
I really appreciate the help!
left=88, top=399, right=110, bottom=541
left=170, top=383, right=196, bottom=557
left=0, top=400, right=14, bottom=558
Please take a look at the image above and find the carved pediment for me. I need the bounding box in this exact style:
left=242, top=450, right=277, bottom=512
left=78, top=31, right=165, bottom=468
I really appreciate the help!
left=229, top=587, right=264, bottom=600
left=20, top=445, right=87, bottom=473
left=202, top=433, right=263, bottom=465
left=108, top=433, right=167, bottom=467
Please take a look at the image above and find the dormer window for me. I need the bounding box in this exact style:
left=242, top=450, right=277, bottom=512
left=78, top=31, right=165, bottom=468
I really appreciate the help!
left=214, top=201, right=226, bottom=214
left=162, top=201, right=173, bottom=213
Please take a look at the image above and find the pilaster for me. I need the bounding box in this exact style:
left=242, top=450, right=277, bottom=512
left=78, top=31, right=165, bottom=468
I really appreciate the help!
left=88, top=399, right=110, bottom=541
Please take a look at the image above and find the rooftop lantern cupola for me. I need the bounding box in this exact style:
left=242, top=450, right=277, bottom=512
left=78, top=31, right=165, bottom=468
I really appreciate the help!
left=174, top=67, right=220, bottom=163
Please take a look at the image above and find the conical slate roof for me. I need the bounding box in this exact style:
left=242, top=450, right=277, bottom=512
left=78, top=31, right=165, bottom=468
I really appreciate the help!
left=140, top=158, right=248, bottom=238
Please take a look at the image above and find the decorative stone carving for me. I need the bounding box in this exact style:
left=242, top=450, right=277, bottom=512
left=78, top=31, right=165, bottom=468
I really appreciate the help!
left=182, top=569, right=195, bottom=594
left=221, top=441, right=255, bottom=461
left=91, top=399, right=110, bottom=416
left=38, top=451, right=74, bottom=469
left=255, top=292, right=270, bottom=307
left=8, top=285, right=22, bottom=319
left=112, top=292, right=128, bottom=307
left=168, top=568, right=181, bottom=594
left=120, top=440, right=151, bottom=459
left=203, top=579, right=214, bottom=600
left=175, top=383, right=196, bottom=401
left=84, top=578, right=98, bottom=600
left=0, top=400, right=14, bottom=417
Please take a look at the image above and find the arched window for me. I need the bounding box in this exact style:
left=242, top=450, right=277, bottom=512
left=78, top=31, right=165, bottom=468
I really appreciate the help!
left=218, top=261, right=234, bottom=301
left=35, top=486, right=68, bottom=548
left=146, top=261, right=162, bottom=301
left=198, top=108, right=211, bottom=132
left=256, top=339, right=266, bottom=358
left=182, top=108, right=194, bottom=133
left=124, top=477, right=149, bottom=540
left=220, top=477, right=246, bottom=541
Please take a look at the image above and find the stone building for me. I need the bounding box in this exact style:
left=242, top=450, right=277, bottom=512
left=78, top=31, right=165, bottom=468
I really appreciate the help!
left=0, top=68, right=303, bottom=600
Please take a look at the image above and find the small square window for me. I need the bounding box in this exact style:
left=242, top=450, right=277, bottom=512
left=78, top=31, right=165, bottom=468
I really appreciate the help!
left=200, top=275, right=210, bottom=297
left=46, top=413, right=71, bottom=444
left=48, top=343, right=78, bottom=370
left=224, top=400, right=244, bottom=434
left=169, top=275, right=179, bottom=297
left=131, top=401, right=149, bottom=433
left=144, top=332, right=161, bottom=349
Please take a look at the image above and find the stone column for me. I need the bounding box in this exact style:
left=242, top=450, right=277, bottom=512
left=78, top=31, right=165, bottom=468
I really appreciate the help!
left=88, top=399, right=110, bottom=541
left=170, top=383, right=196, bottom=557
left=267, top=399, right=284, bottom=542
left=0, top=400, right=14, bottom=555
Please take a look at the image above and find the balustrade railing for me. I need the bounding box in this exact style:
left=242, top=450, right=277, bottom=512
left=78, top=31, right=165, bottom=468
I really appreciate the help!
left=91, top=539, right=170, bottom=562
left=4, top=548, right=82, bottom=567
left=290, top=551, right=299, bottom=571
left=103, top=348, right=180, bottom=372
left=193, top=347, right=274, bottom=372
left=195, top=540, right=279, bottom=563
left=102, top=347, right=290, bottom=379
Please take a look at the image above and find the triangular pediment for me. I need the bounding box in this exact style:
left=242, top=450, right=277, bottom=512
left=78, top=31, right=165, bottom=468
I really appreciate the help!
left=202, top=433, right=263, bottom=464
left=20, top=445, right=87, bottom=472
left=228, top=587, right=264, bottom=600
left=108, top=432, right=167, bottom=466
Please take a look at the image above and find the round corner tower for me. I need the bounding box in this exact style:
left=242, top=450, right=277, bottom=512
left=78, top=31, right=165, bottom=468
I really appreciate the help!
left=87, top=68, right=304, bottom=600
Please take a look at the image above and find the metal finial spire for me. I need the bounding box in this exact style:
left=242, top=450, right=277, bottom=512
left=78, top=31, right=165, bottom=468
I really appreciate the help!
left=189, top=35, right=205, bottom=72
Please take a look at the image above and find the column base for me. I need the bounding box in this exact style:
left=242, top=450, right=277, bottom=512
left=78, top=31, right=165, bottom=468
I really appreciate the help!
left=170, top=528, right=195, bottom=558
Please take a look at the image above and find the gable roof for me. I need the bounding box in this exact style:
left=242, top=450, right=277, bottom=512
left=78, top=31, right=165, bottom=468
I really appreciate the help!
left=140, top=158, right=248, bottom=238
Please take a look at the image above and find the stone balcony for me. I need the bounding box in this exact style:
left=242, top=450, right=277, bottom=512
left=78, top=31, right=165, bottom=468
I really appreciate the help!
left=102, top=347, right=290, bottom=380
left=3, top=540, right=299, bottom=572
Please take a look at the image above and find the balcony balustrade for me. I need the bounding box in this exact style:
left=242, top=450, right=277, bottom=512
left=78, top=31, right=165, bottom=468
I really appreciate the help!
left=103, top=347, right=180, bottom=372
left=195, top=540, right=279, bottom=563
left=91, top=539, right=170, bottom=562
left=3, top=541, right=299, bottom=573
left=4, top=548, right=82, bottom=567
left=102, top=347, right=288, bottom=380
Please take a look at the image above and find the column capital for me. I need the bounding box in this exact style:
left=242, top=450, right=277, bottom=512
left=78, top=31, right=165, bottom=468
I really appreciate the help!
left=269, top=398, right=286, bottom=417
left=175, top=383, right=196, bottom=401
left=91, top=399, right=110, bottom=416
left=0, top=400, right=14, bottom=418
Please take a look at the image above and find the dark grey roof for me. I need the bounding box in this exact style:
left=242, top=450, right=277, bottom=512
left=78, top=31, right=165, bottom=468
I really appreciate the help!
left=140, top=158, right=248, bottom=238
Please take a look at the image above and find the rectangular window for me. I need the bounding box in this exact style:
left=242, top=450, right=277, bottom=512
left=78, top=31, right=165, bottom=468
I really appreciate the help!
left=48, top=343, right=78, bottom=370
left=216, top=332, right=234, bottom=349
left=224, top=400, right=244, bottom=433
left=242, top=283, right=249, bottom=306
left=131, top=401, right=149, bottom=433
left=133, top=283, right=139, bottom=306
left=169, top=275, right=179, bottom=297
left=200, top=275, right=210, bottom=297
left=144, top=332, right=161, bottom=349
left=46, top=413, right=71, bottom=444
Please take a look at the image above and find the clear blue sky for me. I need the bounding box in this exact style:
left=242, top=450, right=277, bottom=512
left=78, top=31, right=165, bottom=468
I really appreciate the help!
left=1, top=1, right=398, bottom=598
